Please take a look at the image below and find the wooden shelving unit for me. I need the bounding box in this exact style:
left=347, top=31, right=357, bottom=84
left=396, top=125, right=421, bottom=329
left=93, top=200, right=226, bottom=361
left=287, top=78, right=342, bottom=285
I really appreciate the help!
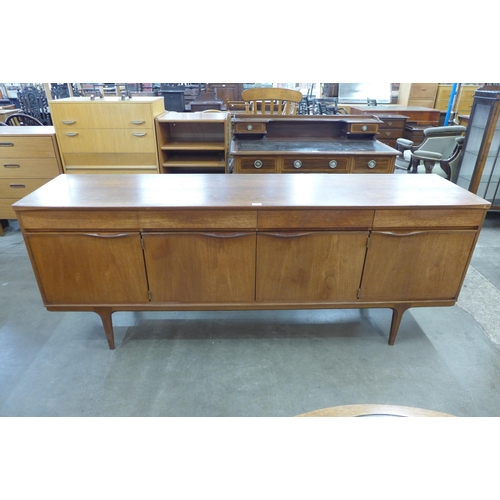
left=155, top=111, right=231, bottom=173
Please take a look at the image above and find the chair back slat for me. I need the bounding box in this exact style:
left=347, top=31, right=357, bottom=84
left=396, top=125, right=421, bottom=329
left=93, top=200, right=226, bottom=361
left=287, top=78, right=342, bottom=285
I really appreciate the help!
left=242, top=88, right=302, bottom=115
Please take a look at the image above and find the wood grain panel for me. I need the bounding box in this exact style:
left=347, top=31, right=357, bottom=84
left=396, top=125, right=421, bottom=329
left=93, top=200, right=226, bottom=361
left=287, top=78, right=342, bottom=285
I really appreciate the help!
left=0, top=136, right=56, bottom=158
left=359, top=230, right=477, bottom=301
left=258, top=210, right=374, bottom=229
left=139, top=210, right=257, bottom=230
left=0, top=179, right=53, bottom=198
left=57, top=129, right=156, bottom=153
left=143, top=232, right=256, bottom=303
left=0, top=157, right=61, bottom=178
left=19, top=210, right=140, bottom=230
left=256, top=231, right=368, bottom=301
left=27, top=232, right=150, bottom=304
left=373, top=209, right=485, bottom=228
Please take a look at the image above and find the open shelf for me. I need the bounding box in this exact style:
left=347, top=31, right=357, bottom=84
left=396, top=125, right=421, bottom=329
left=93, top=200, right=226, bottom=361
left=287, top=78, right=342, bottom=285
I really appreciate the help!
left=155, top=112, right=231, bottom=174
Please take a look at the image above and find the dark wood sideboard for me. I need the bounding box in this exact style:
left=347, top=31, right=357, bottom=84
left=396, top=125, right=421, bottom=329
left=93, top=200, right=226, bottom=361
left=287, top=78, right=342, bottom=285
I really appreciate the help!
left=13, top=173, right=489, bottom=349
left=230, top=115, right=401, bottom=174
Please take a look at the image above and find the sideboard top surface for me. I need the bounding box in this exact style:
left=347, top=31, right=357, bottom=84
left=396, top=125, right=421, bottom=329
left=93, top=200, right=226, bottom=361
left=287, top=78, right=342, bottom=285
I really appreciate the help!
left=12, top=174, right=491, bottom=211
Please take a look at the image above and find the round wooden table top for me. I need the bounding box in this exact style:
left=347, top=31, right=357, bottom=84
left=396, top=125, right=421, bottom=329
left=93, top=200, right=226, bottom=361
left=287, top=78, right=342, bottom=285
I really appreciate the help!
left=296, top=404, right=455, bottom=417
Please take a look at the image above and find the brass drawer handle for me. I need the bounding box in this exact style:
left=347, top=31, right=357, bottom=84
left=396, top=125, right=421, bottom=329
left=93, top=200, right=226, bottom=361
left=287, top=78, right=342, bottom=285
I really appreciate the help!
left=3, top=163, right=20, bottom=168
left=131, top=120, right=145, bottom=125
left=0, top=142, right=14, bottom=147
left=329, top=160, right=337, bottom=169
left=9, top=183, right=26, bottom=188
left=65, top=132, right=78, bottom=137
left=62, top=120, right=76, bottom=125
left=133, top=132, right=146, bottom=137
left=367, top=160, right=377, bottom=169
left=293, top=160, right=302, bottom=169
left=387, top=121, right=393, bottom=126
left=254, top=160, right=263, bottom=168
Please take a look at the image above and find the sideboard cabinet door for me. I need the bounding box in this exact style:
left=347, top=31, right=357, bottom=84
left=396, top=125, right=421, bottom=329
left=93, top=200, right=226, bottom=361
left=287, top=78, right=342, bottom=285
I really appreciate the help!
left=26, top=232, right=150, bottom=304
left=256, top=231, right=369, bottom=302
left=142, top=232, right=256, bottom=303
left=359, top=230, right=477, bottom=301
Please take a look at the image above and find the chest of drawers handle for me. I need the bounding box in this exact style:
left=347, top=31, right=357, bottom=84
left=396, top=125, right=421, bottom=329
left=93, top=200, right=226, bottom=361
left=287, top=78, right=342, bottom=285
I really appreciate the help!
left=9, top=183, right=26, bottom=189
left=329, top=160, right=337, bottom=169
left=133, top=132, right=147, bottom=137
left=3, top=163, right=20, bottom=168
left=0, top=142, right=14, bottom=147
left=387, top=121, right=393, bottom=126
left=62, top=120, right=76, bottom=125
left=254, top=160, right=263, bottom=168
left=131, top=120, right=145, bottom=125
left=361, top=125, right=368, bottom=131
left=247, top=124, right=253, bottom=131
left=367, top=160, right=377, bottom=169
left=293, top=160, right=302, bottom=169
left=65, top=132, right=78, bottom=137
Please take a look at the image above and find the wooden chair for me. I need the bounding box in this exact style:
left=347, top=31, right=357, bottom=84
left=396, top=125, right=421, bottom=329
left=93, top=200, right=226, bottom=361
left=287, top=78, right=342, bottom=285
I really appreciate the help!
left=241, top=88, right=303, bottom=115
left=5, top=113, right=44, bottom=126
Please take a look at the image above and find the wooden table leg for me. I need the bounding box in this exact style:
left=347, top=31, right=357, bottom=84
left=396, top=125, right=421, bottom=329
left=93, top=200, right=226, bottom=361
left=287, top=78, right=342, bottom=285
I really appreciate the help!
left=388, top=305, right=410, bottom=345
left=94, top=307, right=115, bottom=349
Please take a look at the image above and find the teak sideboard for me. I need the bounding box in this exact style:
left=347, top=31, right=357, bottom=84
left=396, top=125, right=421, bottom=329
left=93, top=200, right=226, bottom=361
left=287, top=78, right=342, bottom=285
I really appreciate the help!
left=13, top=173, right=490, bottom=349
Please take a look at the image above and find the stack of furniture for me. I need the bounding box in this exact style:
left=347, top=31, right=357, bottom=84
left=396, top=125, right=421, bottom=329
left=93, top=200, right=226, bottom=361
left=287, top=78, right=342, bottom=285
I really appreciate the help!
left=397, top=83, right=439, bottom=107
left=49, top=96, right=165, bottom=174
left=0, top=126, right=63, bottom=235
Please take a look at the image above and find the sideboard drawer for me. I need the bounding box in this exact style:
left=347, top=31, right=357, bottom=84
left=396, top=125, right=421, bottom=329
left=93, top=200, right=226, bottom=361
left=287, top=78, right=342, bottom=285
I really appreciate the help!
left=0, top=136, right=56, bottom=158
left=1, top=157, right=61, bottom=178
left=19, top=210, right=140, bottom=230
left=139, top=210, right=257, bottom=230
left=258, top=210, right=374, bottom=229
left=237, top=157, right=278, bottom=173
left=352, top=156, right=393, bottom=173
left=282, top=156, right=349, bottom=173
left=373, top=209, right=485, bottom=229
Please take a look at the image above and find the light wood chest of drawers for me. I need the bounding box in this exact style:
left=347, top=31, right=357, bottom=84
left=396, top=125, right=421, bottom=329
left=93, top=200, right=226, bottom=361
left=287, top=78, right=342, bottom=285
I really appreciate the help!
left=0, top=126, right=62, bottom=220
left=49, top=97, right=165, bottom=174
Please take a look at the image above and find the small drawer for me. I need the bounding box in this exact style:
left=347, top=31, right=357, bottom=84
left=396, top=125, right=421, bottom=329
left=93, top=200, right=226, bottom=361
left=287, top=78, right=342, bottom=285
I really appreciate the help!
left=409, top=84, right=437, bottom=99
left=381, top=117, right=406, bottom=128
left=0, top=136, right=56, bottom=158
left=259, top=210, right=374, bottom=229
left=0, top=178, right=54, bottom=198
left=282, top=156, right=348, bottom=173
left=352, top=156, right=392, bottom=173
left=139, top=210, right=257, bottom=230
left=1, top=157, right=61, bottom=178
left=346, top=123, right=379, bottom=134
left=17, top=210, right=140, bottom=230
left=373, top=209, right=486, bottom=229
left=236, top=157, right=278, bottom=173
left=377, top=130, right=402, bottom=140
left=234, top=122, right=267, bottom=134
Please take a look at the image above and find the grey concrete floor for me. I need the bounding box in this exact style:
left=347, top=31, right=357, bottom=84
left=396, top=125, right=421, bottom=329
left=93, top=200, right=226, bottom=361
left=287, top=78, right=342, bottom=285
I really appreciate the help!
left=1, top=213, right=500, bottom=417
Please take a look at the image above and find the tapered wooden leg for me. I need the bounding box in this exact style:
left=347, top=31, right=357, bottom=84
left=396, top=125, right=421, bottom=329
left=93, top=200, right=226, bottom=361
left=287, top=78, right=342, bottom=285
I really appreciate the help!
left=388, top=305, right=410, bottom=345
left=94, top=307, right=115, bottom=349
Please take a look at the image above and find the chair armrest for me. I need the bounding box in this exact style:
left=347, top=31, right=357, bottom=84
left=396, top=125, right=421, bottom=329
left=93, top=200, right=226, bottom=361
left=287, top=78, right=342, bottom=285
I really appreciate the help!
left=412, top=150, right=443, bottom=161
left=396, top=138, right=414, bottom=155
